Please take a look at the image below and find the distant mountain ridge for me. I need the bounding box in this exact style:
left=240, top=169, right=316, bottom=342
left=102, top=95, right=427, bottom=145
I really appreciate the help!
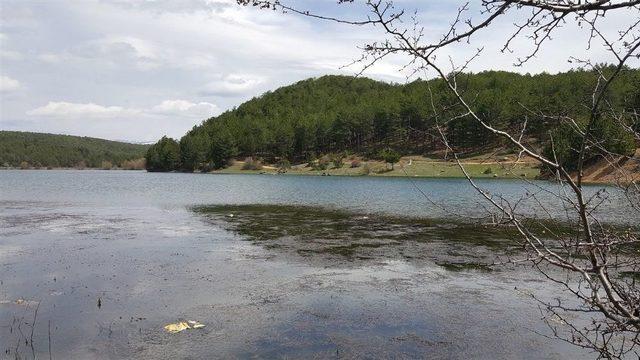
left=0, top=131, right=149, bottom=168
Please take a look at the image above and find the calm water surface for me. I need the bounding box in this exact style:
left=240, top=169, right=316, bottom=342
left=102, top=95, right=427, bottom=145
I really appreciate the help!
left=1, top=170, right=633, bottom=359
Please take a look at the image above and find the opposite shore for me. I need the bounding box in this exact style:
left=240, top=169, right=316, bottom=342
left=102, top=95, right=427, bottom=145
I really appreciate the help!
left=5, top=151, right=639, bottom=185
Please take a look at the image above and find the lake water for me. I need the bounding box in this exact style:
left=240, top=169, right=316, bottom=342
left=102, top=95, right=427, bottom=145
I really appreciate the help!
left=0, top=170, right=634, bottom=359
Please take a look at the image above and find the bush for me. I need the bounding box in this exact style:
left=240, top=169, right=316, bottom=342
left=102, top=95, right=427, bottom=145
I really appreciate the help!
left=242, top=157, right=263, bottom=170
left=350, top=159, right=361, bottom=168
left=101, top=160, right=113, bottom=170
left=483, top=167, right=493, bottom=174
left=121, top=158, right=146, bottom=170
left=19, top=161, right=29, bottom=169
left=277, top=158, right=291, bottom=173
left=329, top=153, right=344, bottom=169
left=310, top=157, right=329, bottom=171
left=374, top=166, right=392, bottom=174
left=200, top=162, right=214, bottom=172
left=379, top=148, right=401, bottom=169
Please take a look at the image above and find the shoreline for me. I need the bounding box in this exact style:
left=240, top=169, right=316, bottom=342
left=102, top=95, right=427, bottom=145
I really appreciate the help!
left=0, top=167, right=145, bottom=171
left=208, top=169, right=622, bottom=186
left=0, top=166, right=623, bottom=186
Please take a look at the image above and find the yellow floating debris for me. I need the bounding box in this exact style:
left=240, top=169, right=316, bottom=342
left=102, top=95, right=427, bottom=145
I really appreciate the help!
left=163, top=320, right=205, bottom=333
left=164, top=321, right=190, bottom=333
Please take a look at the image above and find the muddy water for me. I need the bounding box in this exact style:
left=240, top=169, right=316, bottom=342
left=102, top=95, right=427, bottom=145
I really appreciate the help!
left=1, top=170, right=630, bottom=359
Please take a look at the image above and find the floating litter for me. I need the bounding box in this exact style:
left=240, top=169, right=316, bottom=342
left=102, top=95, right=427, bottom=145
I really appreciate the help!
left=188, top=320, right=205, bottom=329
left=164, top=320, right=206, bottom=333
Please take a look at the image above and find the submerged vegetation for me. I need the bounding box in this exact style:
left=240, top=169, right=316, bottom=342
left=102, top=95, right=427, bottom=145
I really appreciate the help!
left=147, top=69, right=639, bottom=173
left=0, top=131, right=148, bottom=169
left=194, top=204, right=519, bottom=268
left=194, top=204, right=638, bottom=269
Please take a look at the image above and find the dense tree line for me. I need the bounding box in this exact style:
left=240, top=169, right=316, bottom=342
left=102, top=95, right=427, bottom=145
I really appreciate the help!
left=0, top=131, right=149, bottom=168
left=147, top=68, right=639, bottom=172
left=145, top=136, right=180, bottom=172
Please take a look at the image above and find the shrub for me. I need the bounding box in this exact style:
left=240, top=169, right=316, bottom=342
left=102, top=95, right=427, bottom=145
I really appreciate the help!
left=379, top=148, right=401, bottom=170
left=350, top=159, right=361, bottom=168
left=277, top=158, right=291, bottom=173
left=329, top=153, right=344, bottom=169
left=200, top=162, right=214, bottom=172
left=19, top=161, right=29, bottom=169
left=310, top=157, right=329, bottom=171
left=374, top=166, right=392, bottom=174
left=483, top=167, right=493, bottom=175
left=242, top=157, right=263, bottom=170
left=305, top=151, right=317, bottom=164
left=121, top=158, right=146, bottom=170
left=101, top=160, right=113, bottom=170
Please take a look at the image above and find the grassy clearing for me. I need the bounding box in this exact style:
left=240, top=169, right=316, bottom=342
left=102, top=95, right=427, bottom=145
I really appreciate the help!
left=386, top=159, right=540, bottom=178
left=213, top=161, right=269, bottom=174
left=211, top=156, right=540, bottom=179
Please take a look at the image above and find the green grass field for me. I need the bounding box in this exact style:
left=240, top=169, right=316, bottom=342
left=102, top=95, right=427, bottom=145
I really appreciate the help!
left=212, top=157, right=540, bottom=179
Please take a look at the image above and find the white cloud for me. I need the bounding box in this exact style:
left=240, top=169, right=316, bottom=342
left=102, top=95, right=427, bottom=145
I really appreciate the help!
left=47, top=36, right=162, bottom=70
left=0, top=50, right=23, bottom=61
left=200, top=74, right=264, bottom=97
left=151, top=99, right=219, bottom=117
left=20, top=99, right=220, bottom=142
left=104, top=0, right=232, bottom=14
left=37, top=53, right=65, bottom=63
left=2, top=1, right=638, bottom=142
left=26, top=102, right=135, bottom=117
left=0, top=32, right=23, bottom=60
left=27, top=99, right=219, bottom=119
left=0, top=75, right=21, bottom=92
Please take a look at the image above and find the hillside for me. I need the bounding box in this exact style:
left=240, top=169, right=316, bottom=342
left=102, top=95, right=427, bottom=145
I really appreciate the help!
left=0, top=131, right=149, bottom=169
left=580, top=149, right=640, bottom=184
left=146, top=68, right=640, bottom=173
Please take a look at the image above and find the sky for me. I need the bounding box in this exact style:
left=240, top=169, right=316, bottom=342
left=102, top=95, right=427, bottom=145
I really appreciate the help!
left=1, top=0, right=638, bottom=143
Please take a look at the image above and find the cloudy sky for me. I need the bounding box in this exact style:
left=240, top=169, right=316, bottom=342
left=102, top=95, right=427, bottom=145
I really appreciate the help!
left=1, top=0, right=637, bottom=143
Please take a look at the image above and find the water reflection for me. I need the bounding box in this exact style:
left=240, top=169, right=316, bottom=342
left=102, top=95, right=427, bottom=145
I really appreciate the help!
left=0, top=171, right=603, bottom=358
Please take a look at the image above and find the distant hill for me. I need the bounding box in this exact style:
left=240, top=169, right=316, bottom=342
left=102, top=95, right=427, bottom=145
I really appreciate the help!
left=0, top=131, right=149, bottom=169
left=146, top=67, right=639, bottom=172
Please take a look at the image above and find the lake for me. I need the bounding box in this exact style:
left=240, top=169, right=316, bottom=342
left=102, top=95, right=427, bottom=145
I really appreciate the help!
left=0, top=170, right=633, bottom=359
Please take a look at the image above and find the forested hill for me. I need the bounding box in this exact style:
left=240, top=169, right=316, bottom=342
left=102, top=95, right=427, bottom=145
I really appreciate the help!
left=146, top=68, right=640, bottom=172
left=0, top=131, right=149, bottom=169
